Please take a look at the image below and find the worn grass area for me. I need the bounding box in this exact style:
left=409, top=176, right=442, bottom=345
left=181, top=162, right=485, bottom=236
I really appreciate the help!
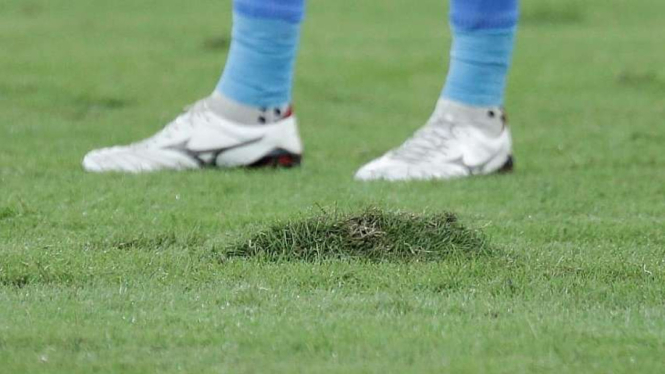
left=1, top=0, right=665, bottom=373
left=226, top=207, right=491, bottom=261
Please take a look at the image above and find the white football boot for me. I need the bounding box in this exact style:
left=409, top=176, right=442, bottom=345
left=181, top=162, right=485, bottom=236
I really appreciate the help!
left=82, top=92, right=303, bottom=173
left=355, top=99, right=513, bottom=181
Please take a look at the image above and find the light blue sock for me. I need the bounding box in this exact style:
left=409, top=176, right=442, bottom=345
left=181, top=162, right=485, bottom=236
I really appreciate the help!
left=217, top=0, right=305, bottom=108
left=442, top=0, right=519, bottom=107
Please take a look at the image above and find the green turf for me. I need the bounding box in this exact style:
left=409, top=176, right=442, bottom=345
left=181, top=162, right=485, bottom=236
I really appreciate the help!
left=1, top=0, right=665, bottom=372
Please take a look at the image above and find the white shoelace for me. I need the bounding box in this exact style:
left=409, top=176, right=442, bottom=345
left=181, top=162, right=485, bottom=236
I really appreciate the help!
left=131, top=99, right=213, bottom=148
left=390, top=115, right=459, bottom=163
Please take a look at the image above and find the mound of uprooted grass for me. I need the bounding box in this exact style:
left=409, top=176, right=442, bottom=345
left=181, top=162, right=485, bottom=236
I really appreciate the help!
left=225, top=207, right=492, bottom=262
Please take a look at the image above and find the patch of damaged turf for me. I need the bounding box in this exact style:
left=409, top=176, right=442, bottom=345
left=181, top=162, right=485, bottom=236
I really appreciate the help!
left=226, top=207, right=492, bottom=262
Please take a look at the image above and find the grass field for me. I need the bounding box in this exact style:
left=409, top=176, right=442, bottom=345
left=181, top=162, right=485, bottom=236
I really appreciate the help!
left=2, top=0, right=665, bottom=372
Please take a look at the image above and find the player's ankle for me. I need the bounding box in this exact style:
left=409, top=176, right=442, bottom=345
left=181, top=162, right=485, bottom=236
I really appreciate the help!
left=207, top=91, right=292, bottom=125
left=434, top=98, right=506, bottom=135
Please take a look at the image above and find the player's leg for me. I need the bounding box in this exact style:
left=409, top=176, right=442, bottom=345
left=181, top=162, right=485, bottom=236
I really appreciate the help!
left=83, top=0, right=305, bottom=173
left=216, top=0, right=303, bottom=124
left=356, top=0, right=519, bottom=181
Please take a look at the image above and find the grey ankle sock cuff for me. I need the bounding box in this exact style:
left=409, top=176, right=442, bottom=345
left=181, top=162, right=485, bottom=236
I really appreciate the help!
left=207, top=91, right=290, bottom=125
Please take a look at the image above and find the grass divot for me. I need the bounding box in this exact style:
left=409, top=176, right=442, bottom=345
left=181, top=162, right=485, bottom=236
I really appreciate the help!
left=226, top=207, right=492, bottom=262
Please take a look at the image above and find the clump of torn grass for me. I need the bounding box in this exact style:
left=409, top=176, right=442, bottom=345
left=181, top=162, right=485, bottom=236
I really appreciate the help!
left=225, top=207, right=492, bottom=262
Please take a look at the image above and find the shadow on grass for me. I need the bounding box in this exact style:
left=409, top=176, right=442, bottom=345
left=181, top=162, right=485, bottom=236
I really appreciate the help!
left=617, top=70, right=665, bottom=91
left=223, top=207, right=494, bottom=262
left=202, top=36, right=231, bottom=51
left=89, top=232, right=206, bottom=252
left=521, top=2, right=585, bottom=26
left=65, top=96, right=135, bottom=120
